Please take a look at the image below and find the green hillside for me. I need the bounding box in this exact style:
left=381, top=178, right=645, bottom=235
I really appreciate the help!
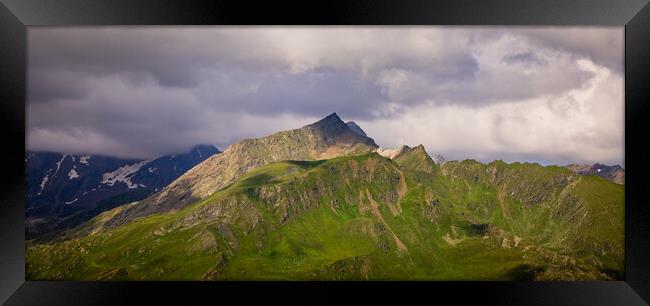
left=26, top=152, right=624, bottom=281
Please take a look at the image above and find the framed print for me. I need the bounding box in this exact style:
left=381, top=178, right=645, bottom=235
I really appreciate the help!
left=1, top=0, right=649, bottom=305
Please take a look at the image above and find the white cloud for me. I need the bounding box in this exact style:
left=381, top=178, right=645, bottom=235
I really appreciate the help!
left=359, top=58, right=623, bottom=166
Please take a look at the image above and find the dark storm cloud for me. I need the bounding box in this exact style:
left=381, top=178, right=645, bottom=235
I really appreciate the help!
left=502, top=52, right=547, bottom=66
left=28, top=69, right=90, bottom=103
left=28, top=28, right=267, bottom=89
left=191, top=68, right=390, bottom=119
left=27, top=27, right=623, bottom=164
left=513, top=27, right=623, bottom=73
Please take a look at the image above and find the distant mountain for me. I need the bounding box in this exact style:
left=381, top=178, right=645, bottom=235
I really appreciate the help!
left=25, top=144, right=220, bottom=239
left=566, top=163, right=624, bottom=184
left=392, top=145, right=437, bottom=173
left=430, top=153, right=446, bottom=164
left=376, top=145, right=446, bottom=165
left=376, top=145, right=411, bottom=159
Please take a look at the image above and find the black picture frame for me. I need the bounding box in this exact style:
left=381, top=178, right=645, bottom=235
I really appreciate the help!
left=1, top=0, right=649, bottom=305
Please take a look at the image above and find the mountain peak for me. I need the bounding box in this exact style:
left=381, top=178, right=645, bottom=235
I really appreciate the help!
left=392, top=144, right=436, bottom=173
left=306, top=113, right=350, bottom=138
left=377, top=144, right=445, bottom=165
left=376, top=145, right=411, bottom=160
left=94, top=113, right=379, bottom=228
left=346, top=121, right=367, bottom=137
left=190, top=144, right=220, bottom=152
left=309, top=112, right=343, bottom=125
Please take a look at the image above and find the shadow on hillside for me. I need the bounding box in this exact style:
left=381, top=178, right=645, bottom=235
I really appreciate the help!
left=506, top=264, right=546, bottom=281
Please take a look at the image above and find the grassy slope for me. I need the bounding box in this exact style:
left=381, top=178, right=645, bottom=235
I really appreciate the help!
left=26, top=154, right=624, bottom=281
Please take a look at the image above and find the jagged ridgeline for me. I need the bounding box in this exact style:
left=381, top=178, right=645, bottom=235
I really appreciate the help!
left=26, top=114, right=624, bottom=281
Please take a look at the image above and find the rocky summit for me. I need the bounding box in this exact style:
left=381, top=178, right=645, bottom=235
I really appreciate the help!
left=26, top=114, right=624, bottom=281
left=345, top=121, right=368, bottom=137
left=76, top=113, right=379, bottom=232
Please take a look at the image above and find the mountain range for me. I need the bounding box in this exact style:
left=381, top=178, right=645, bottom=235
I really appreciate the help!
left=25, top=145, right=220, bottom=239
left=26, top=113, right=624, bottom=281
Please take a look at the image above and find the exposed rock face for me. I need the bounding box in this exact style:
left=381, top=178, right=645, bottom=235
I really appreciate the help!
left=346, top=121, right=367, bottom=137
left=566, top=163, right=624, bottom=184
left=376, top=145, right=446, bottom=165
left=376, top=145, right=411, bottom=160
left=392, top=145, right=437, bottom=173
left=98, top=113, right=379, bottom=230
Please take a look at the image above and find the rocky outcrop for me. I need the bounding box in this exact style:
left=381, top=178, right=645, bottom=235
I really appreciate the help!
left=392, top=145, right=437, bottom=173
left=376, top=145, right=445, bottom=165
left=376, top=145, right=411, bottom=160
left=346, top=121, right=368, bottom=137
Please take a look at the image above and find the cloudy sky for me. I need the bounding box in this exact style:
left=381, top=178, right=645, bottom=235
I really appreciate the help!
left=27, top=27, right=623, bottom=166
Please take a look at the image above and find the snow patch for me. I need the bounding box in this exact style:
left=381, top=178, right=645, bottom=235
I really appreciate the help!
left=148, top=167, right=157, bottom=173
left=68, top=167, right=79, bottom=179
left=38, top=170, right=51, bottom=195
left=196, top=148, right=202, bottom=158
left=431, top=154, right=446, bottom=165
left=65, top=198, right=78, bottom=205
left=101, top=160, right=148, bottom=189
left=52, top=154, right=68, bottom=178
left=79, top=155, right=91, bottom=165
